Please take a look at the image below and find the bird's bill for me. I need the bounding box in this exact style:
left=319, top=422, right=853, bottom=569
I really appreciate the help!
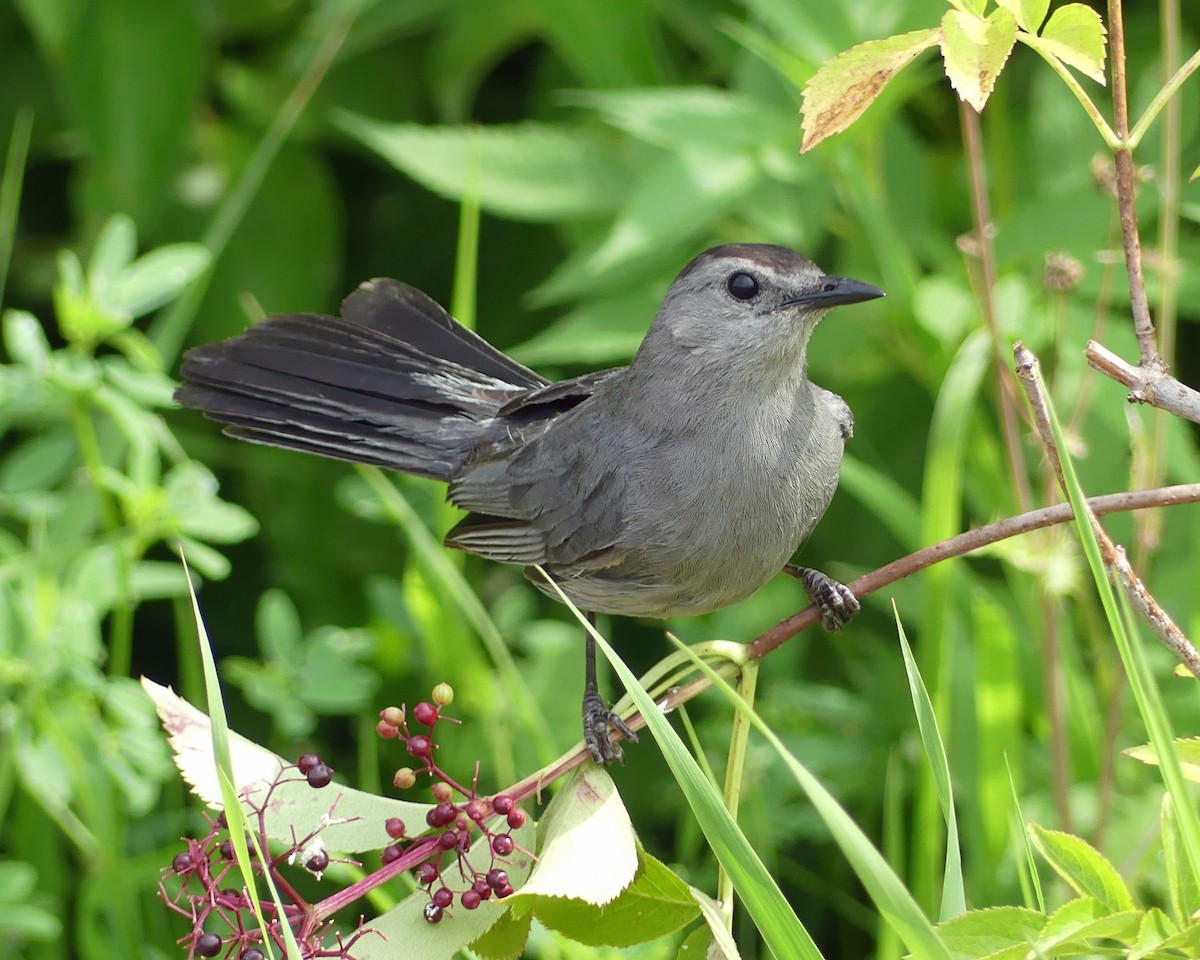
left=781, top=277, right=885, bottom=309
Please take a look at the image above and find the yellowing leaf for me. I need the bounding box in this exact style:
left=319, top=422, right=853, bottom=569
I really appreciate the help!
left=1038, top=3, right=1108, bottom=83
left=518, top=765, right=637, bottom=905
left=940, top=8, right=1019, bottom=112
left=800, top=29, right=940, bottom=152
left=1125, top=737, right=1200, bottom=782
left=994, top=0, right=1049, bottom=33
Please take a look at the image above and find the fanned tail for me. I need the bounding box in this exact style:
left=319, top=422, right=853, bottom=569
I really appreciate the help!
left=175, top=278, right=547, bottom=481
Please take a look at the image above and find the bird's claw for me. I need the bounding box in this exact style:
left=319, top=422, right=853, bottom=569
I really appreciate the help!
left=787, top=565, right=860, bottom=632
left=582, top=690, right=638, bottom=764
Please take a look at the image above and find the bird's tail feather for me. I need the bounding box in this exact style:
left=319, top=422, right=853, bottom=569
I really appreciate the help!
left=175, top=279, right=545, bottom=481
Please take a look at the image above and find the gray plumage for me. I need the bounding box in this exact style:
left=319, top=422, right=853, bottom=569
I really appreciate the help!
left=177, top=244, right=883, bottom=620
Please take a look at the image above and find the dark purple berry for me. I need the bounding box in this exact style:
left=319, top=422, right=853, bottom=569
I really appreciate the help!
left=426, top=802, right=456, bottom=828
left=385, top=817, right=406, bottom=839
left=240, top=949, right=265, bottom=960
left=412, top=702, right=439, bottom=726
left=496, top=883, right=515, bottom=899
left=491, top=833, right=515, bottom=856
left=423, top=902, right=443, bottom=924
left=432, top=887, right=454, bottom=909
left=305, top=850, right=330, bottom=872
left=492, top=795, right=514, bottom=815
left=461, top=889, right=481, bottom=910
left=507, top=809, right=527, bottom=830
left=219, top=841, right=234, bottom=860
left=472, top=879, right=493, bottom=900
left=306, top=763, right=334, bottom=788
left=406, top=736, right=432, bottom=758
left=486, top=868, right=508, bottom=890
left=438, top=829, right=459, bottom=850
left=172, top=852, right=193, bottom=874
left=415, top=862, right=439, bottom=885
left=297, top=754, right=321, bottom=773
left=381, top=844, right=403, bottom=865
left=195, top=932, right=223, bottom=957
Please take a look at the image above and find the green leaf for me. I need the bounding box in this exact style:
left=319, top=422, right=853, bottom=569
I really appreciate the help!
left=1125, top=737, right=1200, bottom=781
left=895, top=612, right=965, bottom=920
left=1027, top=824, right=1135, bottom=912
left=800, top=29, right=940, bottom=152
left=468, top=907, right=533, bottom=960
left=568, top=87, right=794, bottom=151
left=1162, top=793, right=1200, bottom=925
left=144, top=678, right=434, bottom=855
left=533, top=847, right=699, bottom=947
left=164, top=462, right=259, bottom=545
left=518, top=765, right=638, bottom=906
left=110, top=243, right=211, bottom=318
left=1036, top=3, right=1108, bottom=83
left=1035, top=898, right=1141, bottom=951
left=335, top=114, right=620, bottom=222
left=0, top=429, right=75, bottom=493
left=994, top=0, right=1049, bottom=32
left=357, top=818, right=537, bottom=960
left=1131, top=907, right=1177, bottom=958
left=686, top=886, right=741, bottom=960
left=936, top=905, right=1046, bottom=957
left=940, top=8, right=1018, bottom=112
left=2, top=310, right=51, bottom=369
left=87, top=213, right=137, bottom=293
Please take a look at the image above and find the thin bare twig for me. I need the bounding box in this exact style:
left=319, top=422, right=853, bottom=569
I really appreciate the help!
left=1085, top=339, right=1200, bottom=424
left=1014, top=342, right=1200, bottom=676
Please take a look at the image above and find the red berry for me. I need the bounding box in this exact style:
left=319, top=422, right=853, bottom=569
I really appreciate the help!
left=492, top=795, right=514, bottom=815
left=426, top=802, right=456, bottom=828
left=486, top=868, right=508, bottom=890
left=496, top=883, right=515, bottom=899
left=507, top=809, right=527, bottom=830
left=461, top=889, right=481, bottom=909
left=491, top=834, right=515, bottom=856
left=195, top=932, right=223, bottom=957
left=171, top=852, right=193, bottom=874
left=297, top=754, right=321, bottom=773
left=423, top=902, right=443, bottom=924
left=376, top=719, right=399, bottom=739
left=385, top=817, right=406, bottom=839
left=306, top=763, right=334, bottom=788
left=412, top=702, right=439, bottom=726
left=472, top=879, right=493, bottom=900
left=465, top=798, right=488, bottom=821
left=415, top=862, right=439, bottom=885
left=438, top=829, right=460, bottom=850
left=432, top=887, right=454, bottom=909
left=381, top=844, right=403, bottom=865
left=407, top=736, right=432, bottom=758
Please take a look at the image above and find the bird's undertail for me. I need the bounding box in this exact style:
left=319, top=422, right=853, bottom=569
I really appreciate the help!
left=175, top=278, right=547, bottom=481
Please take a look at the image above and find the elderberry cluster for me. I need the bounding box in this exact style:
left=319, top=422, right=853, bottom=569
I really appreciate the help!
left=374, top=685, right=528, bottom=923
left=160, top=757, right=371, bottom=960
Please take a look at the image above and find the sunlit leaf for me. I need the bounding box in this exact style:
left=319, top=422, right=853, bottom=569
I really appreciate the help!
left=941, top=8, right=1018, bottom=112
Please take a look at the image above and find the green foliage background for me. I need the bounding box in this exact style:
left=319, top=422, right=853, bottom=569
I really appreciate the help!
left=1, top=0, right=1199, bottom=957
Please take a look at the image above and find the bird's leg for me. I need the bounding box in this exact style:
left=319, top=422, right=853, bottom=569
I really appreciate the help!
left=784, top=564, right=860, bottom=632
left=581, top=612, right=638, bottom=764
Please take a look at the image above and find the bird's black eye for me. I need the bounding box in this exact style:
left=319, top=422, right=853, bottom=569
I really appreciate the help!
left=727, top=272, right=759, bottom=301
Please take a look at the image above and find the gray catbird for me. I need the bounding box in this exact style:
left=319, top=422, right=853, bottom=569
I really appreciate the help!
left=175, top=244, right=883, bottom=762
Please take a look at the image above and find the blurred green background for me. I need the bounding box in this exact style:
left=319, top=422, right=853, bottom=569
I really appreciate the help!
left=2, top=0, right=1200, bottom=957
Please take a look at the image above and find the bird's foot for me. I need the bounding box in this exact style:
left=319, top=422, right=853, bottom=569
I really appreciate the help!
left=582, top=689, right=638, bottom=765
left=785, top=565, right=860, bottom=632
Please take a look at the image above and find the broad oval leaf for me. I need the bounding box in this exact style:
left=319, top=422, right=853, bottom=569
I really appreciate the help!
left=940, top=8, right=1019, bottom=112
left=1027, top=822, right=1135, bottom=912
left=936, top=905, right=1046, bottom=956
left=800, top=29, right=940, bottom=152
left=1036, top=3, right=1108, bottom=83
left=995, top=0, right=1049, bottom=33
left=334, top=113, right=621, bottom=222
